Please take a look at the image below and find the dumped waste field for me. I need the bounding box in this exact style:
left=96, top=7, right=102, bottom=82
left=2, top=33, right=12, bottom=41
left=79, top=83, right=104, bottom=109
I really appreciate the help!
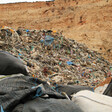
left=0, top=26, right=112, bottom=87
left=0, top=0, right=112, bottom=62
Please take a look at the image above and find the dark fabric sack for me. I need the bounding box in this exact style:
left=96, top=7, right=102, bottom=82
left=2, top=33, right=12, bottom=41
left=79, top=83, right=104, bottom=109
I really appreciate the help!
left=12, top=98, right=83, bottom=112
left=0, top=51, right=28, bottom=75
left=0, top=76, right=65, bottom=112
left=0, top=75, right=93, bottom=112
left=55, top=84, right=93, bottom=96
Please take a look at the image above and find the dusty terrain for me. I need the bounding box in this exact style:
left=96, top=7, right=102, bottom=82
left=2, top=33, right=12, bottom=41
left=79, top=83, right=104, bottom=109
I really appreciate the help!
left=0, top=0, right=112, bottom=62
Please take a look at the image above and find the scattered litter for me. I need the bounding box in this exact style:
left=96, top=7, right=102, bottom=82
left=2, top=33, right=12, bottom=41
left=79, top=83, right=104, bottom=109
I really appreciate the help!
left=0, top=26, right=112, bottom=87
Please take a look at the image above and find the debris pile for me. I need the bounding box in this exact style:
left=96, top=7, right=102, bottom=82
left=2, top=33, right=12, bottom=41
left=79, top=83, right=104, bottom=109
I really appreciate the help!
left=0, top=26, right=112, bottom=87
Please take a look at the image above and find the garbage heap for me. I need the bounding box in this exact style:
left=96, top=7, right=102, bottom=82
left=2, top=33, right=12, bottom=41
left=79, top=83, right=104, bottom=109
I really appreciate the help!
left=0, top=26, right=112, bottom=87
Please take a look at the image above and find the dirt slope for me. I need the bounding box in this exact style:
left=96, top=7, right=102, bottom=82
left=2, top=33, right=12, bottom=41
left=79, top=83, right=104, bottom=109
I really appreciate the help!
left=0, top=0, right=112, bottom=62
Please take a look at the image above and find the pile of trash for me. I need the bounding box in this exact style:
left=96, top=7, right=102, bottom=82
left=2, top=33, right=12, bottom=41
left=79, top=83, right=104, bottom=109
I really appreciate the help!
left=0, top=26, right=112, bottom=87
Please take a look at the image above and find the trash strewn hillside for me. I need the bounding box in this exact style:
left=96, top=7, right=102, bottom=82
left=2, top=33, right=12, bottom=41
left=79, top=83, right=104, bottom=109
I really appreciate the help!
left=0, top=0, right=112, bottom=63
left=0, top=26, right=112, bottom=87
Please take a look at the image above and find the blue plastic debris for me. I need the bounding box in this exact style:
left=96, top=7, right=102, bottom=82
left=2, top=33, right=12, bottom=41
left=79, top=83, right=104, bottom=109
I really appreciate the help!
left=88, top=55, right=91, bottom=58
left=40, top=35, right=54, bottom=46
left=44, top=35, right=54, bottom=45
left=40, top=39, right=44, bottom=43
left=1, top=105, right=4, bottom=112
left=92, top=88, right=94, bottom=92
left=67, top=61, right=74, bottom=65
left=55, top=84, right=58, bottom=92
left=59, top=62, right=62, bottom=65
left=33, top=86, right=43, bottom=98
left=26, top=29, right=29, bottom=32
left=18, top=56, right=21, bottom=60
left=82, top=72, right=85, bottom=76
left=18, top=53, right=22, bottom=56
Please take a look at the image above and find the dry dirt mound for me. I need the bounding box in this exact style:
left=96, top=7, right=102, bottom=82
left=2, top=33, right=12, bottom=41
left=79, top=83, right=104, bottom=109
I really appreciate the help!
left=0, top=0, right=112, bottom=62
